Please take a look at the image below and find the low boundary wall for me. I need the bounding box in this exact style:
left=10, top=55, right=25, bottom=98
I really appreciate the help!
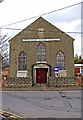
left=6, top=77, right=32, bottom=88
left=5, top=76, right=80, bottom=88
left=48, top=76, right=78, bottom=87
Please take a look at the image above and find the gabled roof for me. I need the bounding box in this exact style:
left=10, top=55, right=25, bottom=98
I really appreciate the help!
left=9, top=17, right=74, bottom=42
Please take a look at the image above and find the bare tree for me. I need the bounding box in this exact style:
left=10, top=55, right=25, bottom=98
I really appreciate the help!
left=0, top=31, right=10, bottom=67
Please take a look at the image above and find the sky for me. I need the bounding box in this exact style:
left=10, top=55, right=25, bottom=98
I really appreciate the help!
left=0, top=0, right=82, bottom=57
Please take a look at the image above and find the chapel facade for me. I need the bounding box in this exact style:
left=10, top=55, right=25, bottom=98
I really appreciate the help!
left=9, top=17, right=74, bottom=84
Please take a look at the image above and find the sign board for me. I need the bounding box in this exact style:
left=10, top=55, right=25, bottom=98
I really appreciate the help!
left=54, top=66, right=60, bottom=73
left=23, top=39, right=60, bottom=42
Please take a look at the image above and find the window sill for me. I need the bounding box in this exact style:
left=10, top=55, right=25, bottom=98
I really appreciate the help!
left=36, top=61, right=46, bottom=63
left=17, top=70, right=27, bottom=72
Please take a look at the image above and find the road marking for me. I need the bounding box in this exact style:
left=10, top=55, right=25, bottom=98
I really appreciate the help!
left=0, top=110, right=23, bottom=118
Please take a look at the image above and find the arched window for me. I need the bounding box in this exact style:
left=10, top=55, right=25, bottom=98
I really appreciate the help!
left=37, top=42, right=46, bottom=62
left=18, top=51, right=27, bottom=70
left=56, top=51, right=65, bottom=70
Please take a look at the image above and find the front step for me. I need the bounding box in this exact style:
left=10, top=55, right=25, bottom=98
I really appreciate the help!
left=33, top=84, right=49, bottom=90
left=33, top=84, right=48, bottom=87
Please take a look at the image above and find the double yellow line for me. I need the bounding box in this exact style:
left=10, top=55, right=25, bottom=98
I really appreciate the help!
left=0, top=110, right=23, bottom=119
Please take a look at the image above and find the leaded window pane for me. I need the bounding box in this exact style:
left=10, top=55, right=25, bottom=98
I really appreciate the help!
left=37, top=42, right=46, bottom=62
left=18, top=51, right=27, bottom=70
left=56, top=51, right=65, bottom=70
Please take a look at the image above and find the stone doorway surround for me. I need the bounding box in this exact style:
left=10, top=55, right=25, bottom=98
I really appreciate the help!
left=32, top=63, right=51, bottom=85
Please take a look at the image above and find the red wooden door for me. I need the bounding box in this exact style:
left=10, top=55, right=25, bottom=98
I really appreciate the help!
left=36, top=68, right=48, bottom=83
left=75, top=67, right=80, bottom=75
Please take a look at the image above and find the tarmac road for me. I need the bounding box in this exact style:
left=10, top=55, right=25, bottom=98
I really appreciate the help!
left=0, top=90, right=81, bottom=118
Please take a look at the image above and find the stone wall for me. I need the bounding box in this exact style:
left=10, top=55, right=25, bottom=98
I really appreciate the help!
left=5, top=76, right=78, bottom=88
left=48, top=76, right=78, bottom=87
left=6, top=77, right=32, bottom=88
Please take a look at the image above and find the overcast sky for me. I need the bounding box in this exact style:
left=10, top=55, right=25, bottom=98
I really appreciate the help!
left=0, top=0, right=82, bottom=56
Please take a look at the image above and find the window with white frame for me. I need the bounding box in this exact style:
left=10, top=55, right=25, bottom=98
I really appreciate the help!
left=81, top=68, right=83, bottom=75
left=37, top=42, right=46, bottom=62
left=18, top=51, right=27, bottom=70
left=56, top=50, right=65, bottom=70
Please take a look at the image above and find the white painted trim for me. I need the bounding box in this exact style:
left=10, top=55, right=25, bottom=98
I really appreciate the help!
left=38, top=28, right=44, bottom=31
left=17, top=70, right=27, bottom=72
left=74, top=64, right=83, bottom=67
left=23, top=39, right=60, bottom=42
left=36, top=61, right=46, bottom=64
left=17, top=70, right=27, bottom=77
left=34, top=66, right=49, bottom=69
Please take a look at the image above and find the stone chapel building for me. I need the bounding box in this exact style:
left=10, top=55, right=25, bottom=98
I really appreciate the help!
left=9, top=17, right=74, bottom=84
